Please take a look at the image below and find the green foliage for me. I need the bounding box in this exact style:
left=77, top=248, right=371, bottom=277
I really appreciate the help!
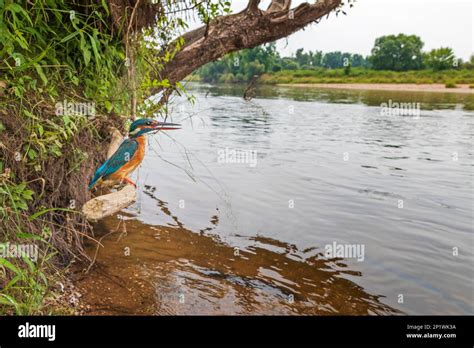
left=196, top=33, right=468, bottom=84
left=445, top=81, right=457, bottom=88
left=344, top=63, right=351, bottom=76
left=424, top=47, right=456, bottom=71
left=197, top=43, right=279, bottom=83
left=0, top=178, right=61, bottom=315
left=322, top=51, right=368, bottom=69
left=462, top=55, right=474, bottom=70
left=0, top=245, right=59, bottom=315
left=0, top=182, right=34, bottom=217
left=0, top=0, right=131, bottom=113
left=196, top=45, right=370, bottom=82
left=370, top=34, right=424, bottom=71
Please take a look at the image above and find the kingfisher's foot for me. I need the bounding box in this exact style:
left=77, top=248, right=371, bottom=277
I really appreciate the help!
left=123, top=177, right=137, bottom=188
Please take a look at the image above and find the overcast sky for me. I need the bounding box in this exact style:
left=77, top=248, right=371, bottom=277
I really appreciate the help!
left=224, top=0, right=473, bottom=60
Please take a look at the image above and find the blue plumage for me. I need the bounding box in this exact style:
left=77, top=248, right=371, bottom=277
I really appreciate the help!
left=88, top=118, right=181, bottom=190
left=88, top=138, right=138, bottom=190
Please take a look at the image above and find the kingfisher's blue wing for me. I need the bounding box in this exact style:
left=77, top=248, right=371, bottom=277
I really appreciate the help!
left=88, top=138, right=138, bottom=189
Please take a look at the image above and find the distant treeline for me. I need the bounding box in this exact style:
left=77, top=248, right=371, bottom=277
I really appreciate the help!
left=194, top=34, right=474, bottom=83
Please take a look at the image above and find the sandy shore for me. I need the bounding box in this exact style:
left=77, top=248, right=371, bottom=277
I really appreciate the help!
left=277, top=83, right=474, bottom=94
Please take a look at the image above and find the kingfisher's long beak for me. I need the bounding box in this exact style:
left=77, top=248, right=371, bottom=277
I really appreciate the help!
left=153, top=122, right=181, bottom=131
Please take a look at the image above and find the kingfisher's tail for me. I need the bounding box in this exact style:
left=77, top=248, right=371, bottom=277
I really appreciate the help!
left=89, top=159, right=110, bottom=190
left=88, top=174, right=101, bottom=190
left=88, top=179, right=96, bottom=191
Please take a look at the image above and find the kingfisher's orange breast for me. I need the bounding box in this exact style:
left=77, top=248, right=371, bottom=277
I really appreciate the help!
left=109, top=136, right=146, bottom=181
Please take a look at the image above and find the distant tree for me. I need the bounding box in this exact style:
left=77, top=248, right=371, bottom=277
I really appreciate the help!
left=351, top=54, right=369, bottom=68
left=424, top=47, right=456, bottom=70
left=197, top=43, right=280, bottom=82
left=461, top=55, right=474, bottom=70
left=245, top=61, right=266, bottom=80
left=282, top=59, right=299, bottom=70
left=323, top=51, right=343, bottom=69
left=344, top=63, right=351, bottom=75
left=370, top=34, right=424, bottom=71
left=295, top=48, right=308, bottom=66
left=321, top=51, right=367, bottom=69
left=310, top=50, right=323, bottom=67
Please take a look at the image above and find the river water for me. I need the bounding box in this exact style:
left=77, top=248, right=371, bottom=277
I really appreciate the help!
left=74, top=84, right=474, bottom=315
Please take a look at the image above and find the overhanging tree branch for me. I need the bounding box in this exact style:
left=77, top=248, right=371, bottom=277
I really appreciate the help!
left=151, top=0, right=342, bottom=95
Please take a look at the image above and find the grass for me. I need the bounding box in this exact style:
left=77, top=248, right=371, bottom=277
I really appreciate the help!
left=0, top=0, right=127, bottom=315
left=258, top=67, right=474, bottom=85
left=0, top=0, right=180, bottom=315
left=0, top=178, right=77, bottom=315
left=445, top=81, right=457, bottom=88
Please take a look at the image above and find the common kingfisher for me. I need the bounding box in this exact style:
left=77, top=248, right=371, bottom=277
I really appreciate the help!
left=88, top=118, right=181, bottom=190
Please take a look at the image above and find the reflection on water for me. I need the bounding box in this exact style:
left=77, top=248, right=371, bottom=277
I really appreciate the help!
left=76, top=83, right=473, bottom=315
left=75, top=204, right=398, bottom=315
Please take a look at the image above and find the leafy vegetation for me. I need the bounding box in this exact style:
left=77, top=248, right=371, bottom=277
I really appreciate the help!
left=195, top=34, right=474, bottom=84
left=195, top=43, right=370, bottom=83
left=369, top=34, right=424, bottom=71
left=0, top=0, right=230, bottom=314
left=424, top=48, right=457, bottom=71
left=0, top=0, right=127, bottom=315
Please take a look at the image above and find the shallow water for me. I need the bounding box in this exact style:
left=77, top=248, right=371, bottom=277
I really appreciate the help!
left=75, top=84, right=474, bottom=315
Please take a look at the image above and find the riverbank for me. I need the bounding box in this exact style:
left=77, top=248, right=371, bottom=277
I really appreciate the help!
left=193, top=67, right=474, bottom=86
left=277, top=83, right=474, bottom=94
left=258, top=68, right=474, bottom=86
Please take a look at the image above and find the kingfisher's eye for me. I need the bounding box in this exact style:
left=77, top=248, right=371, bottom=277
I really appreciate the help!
left=146, top=121, right=151, bottom=125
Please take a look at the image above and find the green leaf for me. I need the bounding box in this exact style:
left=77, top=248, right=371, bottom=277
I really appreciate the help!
left=4, top=275, right=21, bottom=290
left=21, top=189, right=34, bottom=200
left=0, top=294, right=18, bottom=308
left=15, top=201, right=28, bottom=210
left=0, top=257, right=21, bottom=275
left=101, top=0, right=110, bottom=15
left=37, top=124, right=44, bottom=137
left=23, top=256, right=35, bottom=273
left=104, top=100, right=112, bottom=112
left=34, top=64, right=48, bottom=85
left=39, top=271, right=48, bottom=286
left=29, top=207, right=76, bottom=221
left=16, top=232, right=43, bottom=241
left=6, top=3, right=32, bottom=25
left=27, top=148, right=37, bottom=160
left=88, top=33, right=100, bottom=67
left=80, top=35, right=91, bottom=66
left=60, top=31, right=80, bottom=43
